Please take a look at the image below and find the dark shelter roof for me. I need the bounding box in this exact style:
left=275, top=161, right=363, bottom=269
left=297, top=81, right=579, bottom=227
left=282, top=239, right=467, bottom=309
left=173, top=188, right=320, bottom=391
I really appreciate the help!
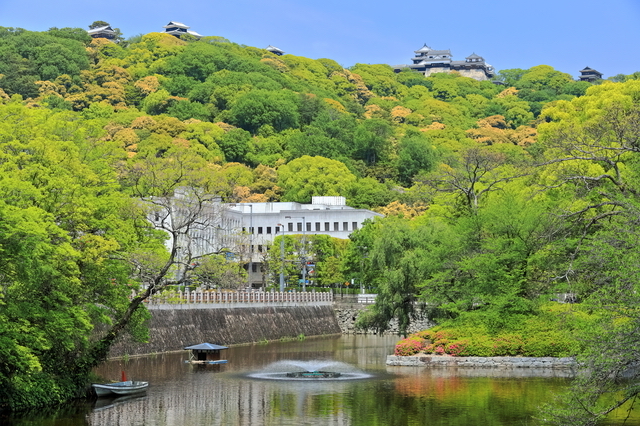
left=184, top=343, right=228, bottom=350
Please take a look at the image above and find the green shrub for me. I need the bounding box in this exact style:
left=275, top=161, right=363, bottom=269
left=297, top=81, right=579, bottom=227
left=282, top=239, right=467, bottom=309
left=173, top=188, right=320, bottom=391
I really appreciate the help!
left=458, top=335, right=494, bottom=357
left=492, top=334, right=524, bottom=356
left=445, top=341, right=467, bottom=356
left=395, top=303, right=595, bottom=357
left=394, top=337, right=425, bottom=356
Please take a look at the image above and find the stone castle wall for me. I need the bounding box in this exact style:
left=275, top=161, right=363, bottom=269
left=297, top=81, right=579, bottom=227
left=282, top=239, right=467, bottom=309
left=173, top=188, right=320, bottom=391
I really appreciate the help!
left=108, top=305, right=341, bottom=358
left=457, top=68, right=490, bottom=81
left=423, top=67, right=490, bottom=81
left=333, top=306, right=434, bottom=335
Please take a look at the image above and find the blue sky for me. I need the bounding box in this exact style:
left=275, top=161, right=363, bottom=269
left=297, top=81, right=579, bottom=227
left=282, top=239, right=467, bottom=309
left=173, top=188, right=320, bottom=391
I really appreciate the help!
left=2, top=0, right=639, bottom=79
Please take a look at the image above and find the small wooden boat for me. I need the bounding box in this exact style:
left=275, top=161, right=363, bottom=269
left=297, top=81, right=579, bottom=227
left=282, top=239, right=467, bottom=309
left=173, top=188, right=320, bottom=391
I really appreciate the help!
left=92, top=380, right=149, bottom=397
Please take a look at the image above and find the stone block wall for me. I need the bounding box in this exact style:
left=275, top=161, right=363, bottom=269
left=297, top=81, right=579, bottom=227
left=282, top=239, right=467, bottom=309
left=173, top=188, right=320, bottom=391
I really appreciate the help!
left=108, top=305, right=341, bottom=358
left=334, top=307, right=434, bottom=335
left=387, top=355, right=576, bottom=369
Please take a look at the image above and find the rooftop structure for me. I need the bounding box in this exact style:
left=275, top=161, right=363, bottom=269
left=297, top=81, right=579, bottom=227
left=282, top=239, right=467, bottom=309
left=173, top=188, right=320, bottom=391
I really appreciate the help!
left=87, top=25, right=116, bottom=40
left=579, top=66, right=603, bottom=82
left=265, top=45, right=285, bottom=56
left=163, top=21, right=203, bottom=39
left=394, top=43, right=495, bottom=81
left=184, top=343, right=228, bottom=364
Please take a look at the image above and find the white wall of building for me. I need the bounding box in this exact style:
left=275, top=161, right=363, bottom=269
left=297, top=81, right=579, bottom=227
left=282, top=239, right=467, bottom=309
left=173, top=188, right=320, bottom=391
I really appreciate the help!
left=158, top=194, right=383, bottom=287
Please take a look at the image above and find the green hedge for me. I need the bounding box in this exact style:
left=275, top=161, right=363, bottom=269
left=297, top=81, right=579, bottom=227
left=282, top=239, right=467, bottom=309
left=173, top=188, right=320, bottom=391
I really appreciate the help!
left=394, top=303, right=596, bottom=357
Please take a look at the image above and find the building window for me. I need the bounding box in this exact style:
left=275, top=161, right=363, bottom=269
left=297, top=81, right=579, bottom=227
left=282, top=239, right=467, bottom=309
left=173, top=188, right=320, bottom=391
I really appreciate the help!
left=306, top=222, right=311, bottom=232
left=324, top=222, right=330, bottom=231
left=334, top=222, right=339, bottom=231
left=343, top=222, right=349, bottom=231
left=252, top=264, right=258, bottom=272
left=258, top=245, right=263, bottom=253
left=297, top=223, right=302, bottom=232
left=267, top=226, right=272, bottom=234
left=258, top=227, right=263, bottom=234
left=249, top=227, right=254, bottom=234
left=274, top=227, right=279, bottom=234
left=315, top=222, right=321, bottom=231
left=288, top=223, right=293, bottom=232
left=352, top=222, right=358, bottom=230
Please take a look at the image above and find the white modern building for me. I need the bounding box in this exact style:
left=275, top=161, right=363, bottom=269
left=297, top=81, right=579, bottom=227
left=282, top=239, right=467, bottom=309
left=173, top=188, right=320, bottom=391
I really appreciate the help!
left=151, top=193, right=382, bottom=288
left=225, top=196, right=383, bottom=287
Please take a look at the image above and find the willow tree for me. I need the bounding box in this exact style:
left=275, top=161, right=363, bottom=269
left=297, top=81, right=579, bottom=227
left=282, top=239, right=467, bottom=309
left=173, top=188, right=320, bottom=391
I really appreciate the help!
left=536, top=81, right=640, bottom=425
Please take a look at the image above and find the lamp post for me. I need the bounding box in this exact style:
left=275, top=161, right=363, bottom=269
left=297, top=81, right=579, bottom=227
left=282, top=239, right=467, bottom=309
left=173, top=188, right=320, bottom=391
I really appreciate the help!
left=276, top=223, right=285, bottom=292
left=247, top=204, right=253, bottom=290
left=358, top=246, right=368, bottom=295
left=227, top=203, right=253, bottom=290
left=285, top=215, right=307, bottom=292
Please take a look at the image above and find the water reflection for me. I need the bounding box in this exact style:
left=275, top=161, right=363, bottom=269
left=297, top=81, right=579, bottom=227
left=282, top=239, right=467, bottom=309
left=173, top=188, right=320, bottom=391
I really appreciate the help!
left=5, top=335, right=640, bottom=425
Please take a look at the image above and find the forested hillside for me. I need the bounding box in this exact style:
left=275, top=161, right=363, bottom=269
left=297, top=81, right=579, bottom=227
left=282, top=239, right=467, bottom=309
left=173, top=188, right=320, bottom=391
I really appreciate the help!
left=1, top=25, right=640, bottom=423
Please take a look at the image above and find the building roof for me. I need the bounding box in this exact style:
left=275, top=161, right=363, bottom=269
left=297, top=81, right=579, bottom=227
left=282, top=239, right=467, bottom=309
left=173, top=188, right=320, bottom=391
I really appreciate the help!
left=184, top=343, right=228, bottom=351
left=414, top=43, right=431, bottom=53
left=266, top=45, right=285, bottom=54
left=466, top=53, right=484, bottom=60
left=423, top=49, right=452, bottom=57
left=580, top=66, right=602, bottom=75
left=164, top=21, right=190, bottom=29
left=88, top=25, right=114, bottom=34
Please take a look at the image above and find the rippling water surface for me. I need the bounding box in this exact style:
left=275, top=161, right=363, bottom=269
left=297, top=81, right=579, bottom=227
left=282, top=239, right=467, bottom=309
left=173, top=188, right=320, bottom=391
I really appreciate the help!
left=4, top=335, right=640, bottom=425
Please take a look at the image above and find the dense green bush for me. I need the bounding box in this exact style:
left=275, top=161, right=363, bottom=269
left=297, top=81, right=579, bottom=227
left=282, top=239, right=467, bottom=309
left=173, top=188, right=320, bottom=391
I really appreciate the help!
left=394, top=303, right=596, bottom=357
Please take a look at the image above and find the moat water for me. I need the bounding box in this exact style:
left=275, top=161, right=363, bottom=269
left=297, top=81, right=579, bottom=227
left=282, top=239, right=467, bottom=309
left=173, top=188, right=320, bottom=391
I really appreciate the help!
left=3, top=335, right=639, bottom=425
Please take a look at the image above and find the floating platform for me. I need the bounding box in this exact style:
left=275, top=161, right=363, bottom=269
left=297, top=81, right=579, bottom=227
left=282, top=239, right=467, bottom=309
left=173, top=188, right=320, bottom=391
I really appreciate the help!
left=285, top=371, right=342, bottom=378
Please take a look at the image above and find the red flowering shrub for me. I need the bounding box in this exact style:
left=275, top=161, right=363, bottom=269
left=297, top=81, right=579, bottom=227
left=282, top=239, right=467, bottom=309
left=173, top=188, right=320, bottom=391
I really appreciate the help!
left=445, top=342, right=466, bottom=356
left=394, top=337, right=425, bottom=356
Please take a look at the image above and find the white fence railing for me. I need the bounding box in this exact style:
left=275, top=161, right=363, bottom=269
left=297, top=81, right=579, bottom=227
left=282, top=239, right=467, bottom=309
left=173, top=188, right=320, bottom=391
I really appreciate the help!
left=138, top=289, right=334, bottom=306
left=357, top=294, right=377, bottom=304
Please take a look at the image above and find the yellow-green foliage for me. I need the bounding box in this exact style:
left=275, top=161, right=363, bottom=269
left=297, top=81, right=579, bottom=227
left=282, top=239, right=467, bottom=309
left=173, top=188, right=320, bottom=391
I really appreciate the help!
left=395, top=303, right=596, bottom=357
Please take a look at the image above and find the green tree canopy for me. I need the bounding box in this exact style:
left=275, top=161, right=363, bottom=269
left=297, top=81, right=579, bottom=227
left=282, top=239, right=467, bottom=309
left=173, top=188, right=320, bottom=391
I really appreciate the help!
left=278, top=156, right=357, bottom=203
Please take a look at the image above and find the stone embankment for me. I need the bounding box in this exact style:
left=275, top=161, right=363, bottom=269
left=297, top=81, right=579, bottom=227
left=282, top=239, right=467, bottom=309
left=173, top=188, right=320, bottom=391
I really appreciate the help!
left=386, top=355, right=576, bottom=369
left=333, top=295, right=434, bottom=335
left=108, top=305, right=340, bottom=358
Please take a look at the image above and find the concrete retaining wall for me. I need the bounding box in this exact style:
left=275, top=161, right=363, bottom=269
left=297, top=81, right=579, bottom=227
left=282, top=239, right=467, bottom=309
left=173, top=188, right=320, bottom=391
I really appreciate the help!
left=387, top=355, right=576, bottom=369
left=108, top=305, right=341, bottom=358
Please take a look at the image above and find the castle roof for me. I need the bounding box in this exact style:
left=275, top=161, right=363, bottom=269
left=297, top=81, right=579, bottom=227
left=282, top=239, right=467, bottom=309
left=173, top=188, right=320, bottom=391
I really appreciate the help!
left=88, top=25, right=114, bottom=34
left=266, top=45, right=285, bottom=55
left=164, top=21, right=190, bottom=29
left=425, top=49, right=452, bottom=56
left=399, top=43, right=495, bottom=81
left=580, top=66, right=602, bottom=74
left=163, top=21, right=202, bottom=38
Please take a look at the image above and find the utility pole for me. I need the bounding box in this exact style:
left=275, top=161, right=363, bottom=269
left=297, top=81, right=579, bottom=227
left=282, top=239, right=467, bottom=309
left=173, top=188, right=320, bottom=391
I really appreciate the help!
left=247, top=204, right=253, bottom=290
left=277, top=223, right=285, bottom=292
left=285, top=215, right=307, bottom=292
left=301, top=216, right=306, bottom=292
